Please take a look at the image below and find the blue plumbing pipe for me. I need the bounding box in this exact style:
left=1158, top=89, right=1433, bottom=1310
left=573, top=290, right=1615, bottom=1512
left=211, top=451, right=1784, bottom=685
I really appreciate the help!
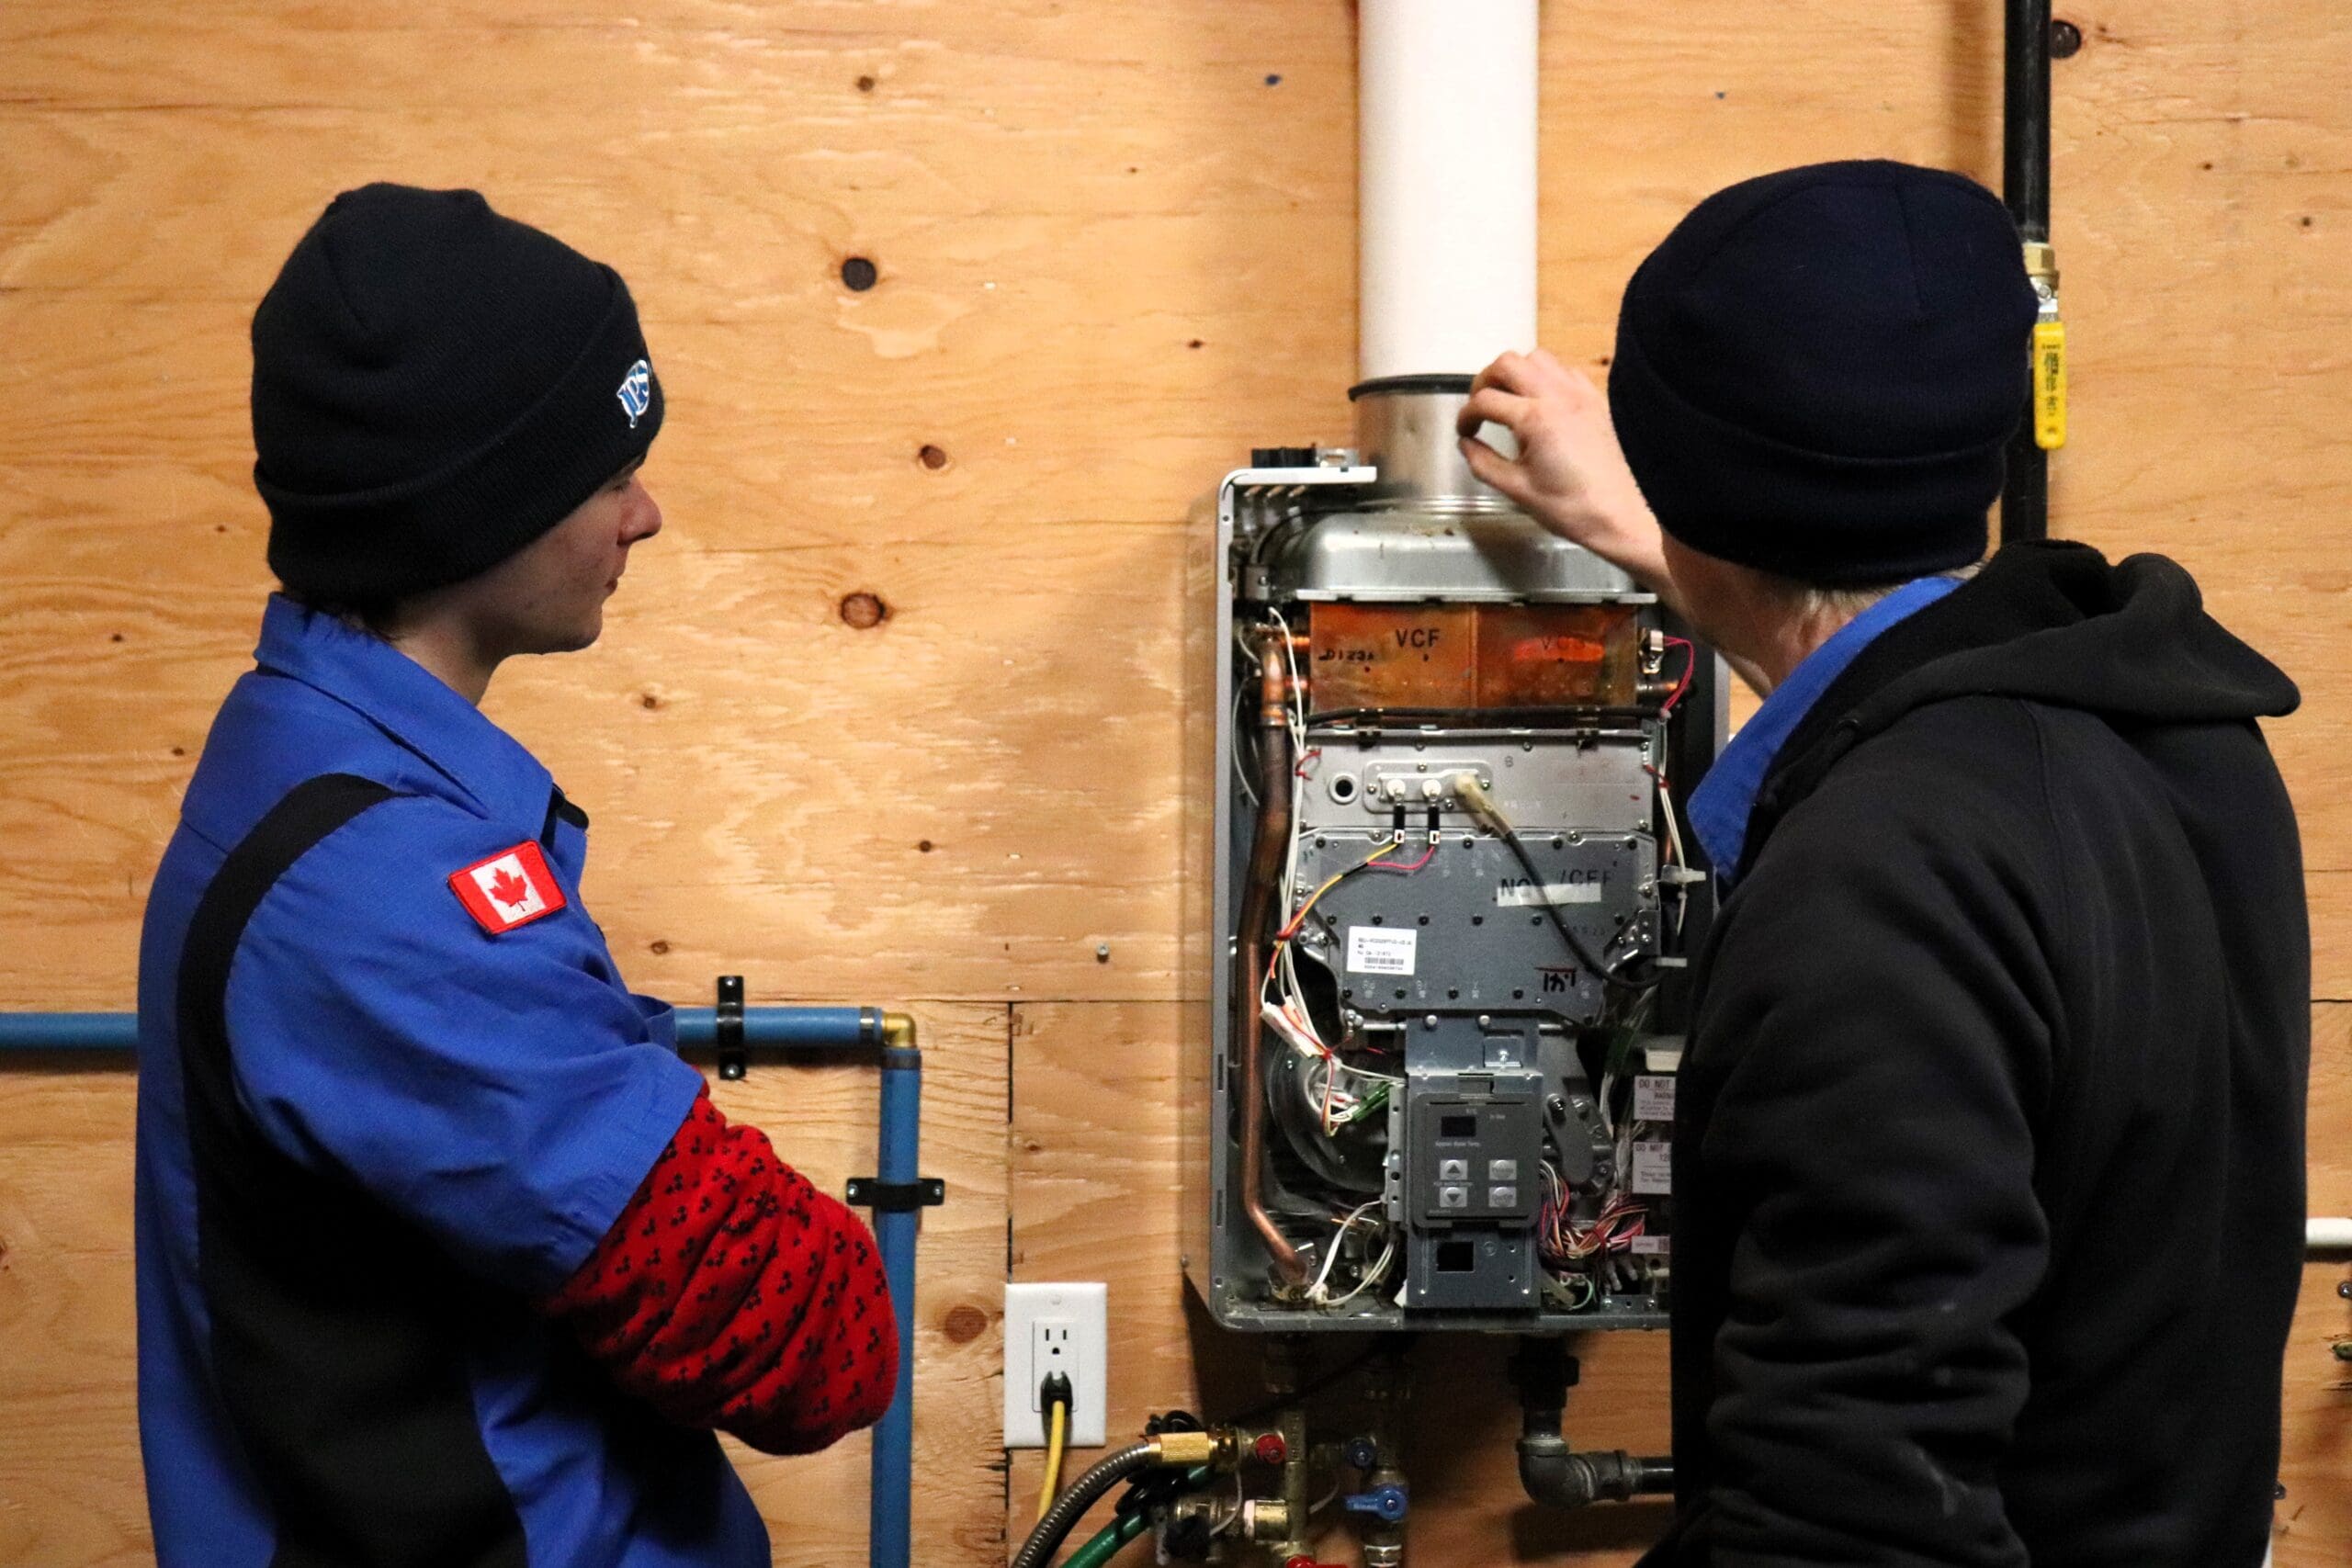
left=0, top=1003, right=925, bottom=1568
left=0, top=1011, right=139, bottom=1050
left=0, top=1007, right=872, bottom=1054
left=871, top=1041, right=922, bottom=1568
left=675, top=1005, right=874, bottom=1049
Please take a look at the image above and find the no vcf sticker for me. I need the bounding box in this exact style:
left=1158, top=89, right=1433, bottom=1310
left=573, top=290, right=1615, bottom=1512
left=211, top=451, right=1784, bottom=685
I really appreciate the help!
left=1346, top=926, right=1418, bottom=976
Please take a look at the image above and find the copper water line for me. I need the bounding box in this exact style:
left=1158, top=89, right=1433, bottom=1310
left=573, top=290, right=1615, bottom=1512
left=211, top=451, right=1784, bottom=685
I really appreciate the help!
left=1237, top=622, right=1306, bottom=1286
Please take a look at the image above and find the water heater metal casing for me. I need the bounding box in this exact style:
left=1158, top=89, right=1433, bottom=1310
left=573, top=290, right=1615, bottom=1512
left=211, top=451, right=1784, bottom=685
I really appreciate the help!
left=1183, top=386, right=1713, bottom=1335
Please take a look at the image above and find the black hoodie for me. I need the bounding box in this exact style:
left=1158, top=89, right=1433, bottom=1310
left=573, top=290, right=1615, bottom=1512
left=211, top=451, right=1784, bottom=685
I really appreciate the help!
left=1641, top=542, right=2308, bottom=1568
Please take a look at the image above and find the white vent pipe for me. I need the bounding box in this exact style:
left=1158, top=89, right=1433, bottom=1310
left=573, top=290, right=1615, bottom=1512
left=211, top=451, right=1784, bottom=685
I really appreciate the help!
left=1358, top=0, right=1540, bottom=383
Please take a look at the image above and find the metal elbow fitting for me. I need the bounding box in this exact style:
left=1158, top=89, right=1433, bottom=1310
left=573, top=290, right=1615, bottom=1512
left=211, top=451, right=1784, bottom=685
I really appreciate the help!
left=1516, top=1433, right=1672, bottom=1511
left=1517, top=1434, right=1630, bottom=1508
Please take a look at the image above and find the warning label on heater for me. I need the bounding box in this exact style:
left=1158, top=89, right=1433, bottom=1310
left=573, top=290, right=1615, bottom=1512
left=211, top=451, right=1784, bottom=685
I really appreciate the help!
left=1633, top=1075, right=1677, bottom=1122
left=1630, top=1140, right=1673, bottom=1195
left=1345, top=927, right=1419, bottom=976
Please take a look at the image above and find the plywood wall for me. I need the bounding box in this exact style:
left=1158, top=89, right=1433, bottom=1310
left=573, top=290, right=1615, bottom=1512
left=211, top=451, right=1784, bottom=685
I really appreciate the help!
left=1, top=3, right=2346, bottom=1564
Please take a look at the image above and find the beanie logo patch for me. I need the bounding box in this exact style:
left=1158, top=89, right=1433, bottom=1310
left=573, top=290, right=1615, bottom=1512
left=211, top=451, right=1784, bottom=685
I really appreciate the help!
left=616, top=358, right=652, bottom=428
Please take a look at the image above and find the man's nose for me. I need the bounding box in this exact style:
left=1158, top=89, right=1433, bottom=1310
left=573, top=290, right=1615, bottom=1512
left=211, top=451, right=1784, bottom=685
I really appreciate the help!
left=626, top=480, right=662, bottom=544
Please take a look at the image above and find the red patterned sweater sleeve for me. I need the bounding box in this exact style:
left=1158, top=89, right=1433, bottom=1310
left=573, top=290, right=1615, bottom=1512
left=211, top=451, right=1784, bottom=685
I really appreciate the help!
left=539, top=1084, right=899, bottom=1455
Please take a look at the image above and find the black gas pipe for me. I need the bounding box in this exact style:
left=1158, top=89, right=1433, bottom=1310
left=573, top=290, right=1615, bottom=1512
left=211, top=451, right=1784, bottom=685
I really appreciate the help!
left=2001, top=0, right=2057, bottom=544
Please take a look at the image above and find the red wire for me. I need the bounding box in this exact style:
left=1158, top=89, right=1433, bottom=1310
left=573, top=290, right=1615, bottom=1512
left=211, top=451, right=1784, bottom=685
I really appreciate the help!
left=1659, top=637, right=1697, bottom=716
left=1371, top=843, right=1437, bottom=874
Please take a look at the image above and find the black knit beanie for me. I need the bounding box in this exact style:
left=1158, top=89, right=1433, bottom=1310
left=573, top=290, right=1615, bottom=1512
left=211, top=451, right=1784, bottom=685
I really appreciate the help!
left=253, top=184, right=663, bottom=603
left=1608, top=160, right=2037, bottom=586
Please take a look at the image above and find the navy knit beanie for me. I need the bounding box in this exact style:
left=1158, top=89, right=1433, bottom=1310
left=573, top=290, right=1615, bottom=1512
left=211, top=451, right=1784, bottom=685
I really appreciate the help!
left=252, top=184, right=663, bottom=603
left=1608, top=160, right=2037, bottom=586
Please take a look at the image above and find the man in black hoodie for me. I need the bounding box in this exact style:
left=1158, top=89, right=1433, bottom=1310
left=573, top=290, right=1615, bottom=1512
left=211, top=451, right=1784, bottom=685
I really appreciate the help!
left=1458, top=161, right=2307, bottom=1568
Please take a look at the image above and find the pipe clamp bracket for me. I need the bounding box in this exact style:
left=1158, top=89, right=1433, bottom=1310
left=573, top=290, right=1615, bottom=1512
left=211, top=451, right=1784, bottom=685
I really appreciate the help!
left=846, top=1177, right=945, bottom=1213
left=715, top=975, right=748, bottom=1080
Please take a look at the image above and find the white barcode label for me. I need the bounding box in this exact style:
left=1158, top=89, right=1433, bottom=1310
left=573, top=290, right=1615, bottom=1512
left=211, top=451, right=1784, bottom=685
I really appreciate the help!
left=1631, top=1140, right=1673, bottom=1195
left=1345, top=927, right=1418, bottom=976
left=1633, top=1075, right=1677, bottom=1122
left=1629, top=1235, right=1671, bottom=1257
left=1495, top=880, right=1604, bottom=907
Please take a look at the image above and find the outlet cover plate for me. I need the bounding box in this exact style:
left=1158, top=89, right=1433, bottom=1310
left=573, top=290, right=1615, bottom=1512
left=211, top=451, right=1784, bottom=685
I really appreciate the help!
left=1003, top=1281, right=1107, bottom=1448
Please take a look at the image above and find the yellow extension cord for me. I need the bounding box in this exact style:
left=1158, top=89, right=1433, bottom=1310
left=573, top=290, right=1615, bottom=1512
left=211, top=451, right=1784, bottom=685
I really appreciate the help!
left=1035, top=1398, right=1069, bottom=1523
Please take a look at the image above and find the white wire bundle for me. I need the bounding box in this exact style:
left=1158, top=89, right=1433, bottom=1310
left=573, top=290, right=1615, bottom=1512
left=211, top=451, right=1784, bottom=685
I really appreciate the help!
left=1258, top=611, right=1404, bottom=1132
left=1305, top=1196, right=1399, bottom=1308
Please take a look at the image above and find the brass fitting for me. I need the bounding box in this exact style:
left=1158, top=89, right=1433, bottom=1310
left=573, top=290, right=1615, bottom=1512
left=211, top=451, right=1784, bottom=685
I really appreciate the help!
left=1242, top=1498, right=1294, bottom=1541
left=2023, top=240, right=2060, bottom=294
left=1151, top=1428, right=1238, bottom=1468
left=881, top=1011, right=918, bottom=1050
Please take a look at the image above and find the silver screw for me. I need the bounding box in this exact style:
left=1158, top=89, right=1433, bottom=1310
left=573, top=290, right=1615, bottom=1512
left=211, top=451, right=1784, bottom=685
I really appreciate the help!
left=1095, top=942, right=1111, bottom=962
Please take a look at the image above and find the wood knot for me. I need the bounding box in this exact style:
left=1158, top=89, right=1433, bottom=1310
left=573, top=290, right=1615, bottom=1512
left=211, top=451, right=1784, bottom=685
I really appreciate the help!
left=839, top=592, right=889, bottom=629
left=855, top=73, right=876, bottom=92
left=916, top=840, right=935, bottom=853
left=943, top=1303, right=989, bottom=1345
left=650, top=939, right=671, bottom=955
left=918, top=444, right=950, bottom=471
left=639, top=692, right=662, bottom=709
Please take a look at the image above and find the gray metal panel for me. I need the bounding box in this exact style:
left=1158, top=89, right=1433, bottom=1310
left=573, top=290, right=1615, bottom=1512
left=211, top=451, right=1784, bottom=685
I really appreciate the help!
left=1290, top=829, right=1656, bottom=1024
left=1261, top=506, right=1645, bottom=603
left=1299, top=734, right=1654, bottom=836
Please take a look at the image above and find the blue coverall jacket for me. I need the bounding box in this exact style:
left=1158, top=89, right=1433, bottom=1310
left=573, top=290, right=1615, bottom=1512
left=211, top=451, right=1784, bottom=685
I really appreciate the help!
left=135, top=596, right=770, bottom=1567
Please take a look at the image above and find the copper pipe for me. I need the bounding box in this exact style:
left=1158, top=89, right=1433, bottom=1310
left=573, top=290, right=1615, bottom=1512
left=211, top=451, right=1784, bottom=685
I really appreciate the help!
left=1238, top=623, right=1306, bottom=1286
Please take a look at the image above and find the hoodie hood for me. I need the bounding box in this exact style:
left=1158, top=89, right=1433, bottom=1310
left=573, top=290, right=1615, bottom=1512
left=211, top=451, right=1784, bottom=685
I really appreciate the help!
left=1753, top=540, right=2299, bottom=855
left=1850, top=540, right=2297, bottom=726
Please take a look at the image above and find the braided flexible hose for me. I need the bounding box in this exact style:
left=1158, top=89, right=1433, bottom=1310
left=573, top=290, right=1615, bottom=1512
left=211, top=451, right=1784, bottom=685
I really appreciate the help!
left=1011, top=1441, right=1159, bottom=1568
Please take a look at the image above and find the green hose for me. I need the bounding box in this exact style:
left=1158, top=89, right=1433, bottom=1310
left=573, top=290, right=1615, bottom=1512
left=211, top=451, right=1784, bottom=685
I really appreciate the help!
left=1057, top=1510, right=1149, bottom=1568
left=1055, top=1466, right=1213, bottom=1568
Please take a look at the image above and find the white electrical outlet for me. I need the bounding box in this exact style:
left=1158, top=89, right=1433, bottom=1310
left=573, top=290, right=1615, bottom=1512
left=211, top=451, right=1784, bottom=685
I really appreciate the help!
left=1003, top=1281, right=1107, bottom=1448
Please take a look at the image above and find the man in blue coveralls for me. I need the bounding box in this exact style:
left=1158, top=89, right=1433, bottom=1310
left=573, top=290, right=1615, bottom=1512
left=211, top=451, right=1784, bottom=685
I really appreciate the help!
left=1460, top=161, right=2305, bottom=1568
left=136, top=185, right=899, bottom=1568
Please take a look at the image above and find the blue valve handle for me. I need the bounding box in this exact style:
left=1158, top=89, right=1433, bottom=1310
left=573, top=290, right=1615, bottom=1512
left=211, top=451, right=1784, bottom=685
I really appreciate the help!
left=1343, top=1483, right=1410, bottom=1524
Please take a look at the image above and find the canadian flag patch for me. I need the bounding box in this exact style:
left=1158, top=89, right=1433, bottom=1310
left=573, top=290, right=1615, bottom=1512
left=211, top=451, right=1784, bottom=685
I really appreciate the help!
left=448, top=841, right=568, bottom=934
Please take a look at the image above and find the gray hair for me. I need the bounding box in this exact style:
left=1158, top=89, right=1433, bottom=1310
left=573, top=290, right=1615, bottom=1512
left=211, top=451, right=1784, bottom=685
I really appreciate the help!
left=1774, top=562, right=1982, bottom=624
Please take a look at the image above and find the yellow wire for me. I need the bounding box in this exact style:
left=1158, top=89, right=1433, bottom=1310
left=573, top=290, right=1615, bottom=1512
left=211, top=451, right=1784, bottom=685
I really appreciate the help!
left=1271, top=839, right=1397, bottom=962
left=1035, top=1398, right=1069, bottom=1523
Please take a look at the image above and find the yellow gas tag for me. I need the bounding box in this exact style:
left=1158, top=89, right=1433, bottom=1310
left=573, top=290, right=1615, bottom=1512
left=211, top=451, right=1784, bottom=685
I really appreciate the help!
left=2031, top=319, right=2067, bottom=450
